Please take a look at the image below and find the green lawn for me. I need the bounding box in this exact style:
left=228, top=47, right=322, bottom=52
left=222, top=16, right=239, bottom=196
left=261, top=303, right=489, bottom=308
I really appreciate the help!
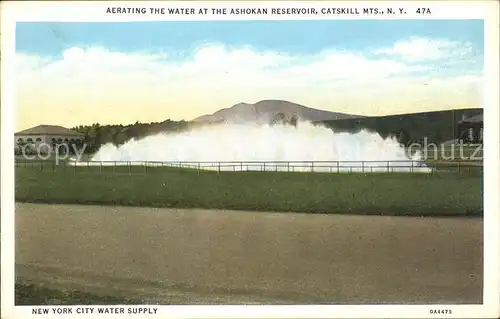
left=15, top=163, right=483, bottom=217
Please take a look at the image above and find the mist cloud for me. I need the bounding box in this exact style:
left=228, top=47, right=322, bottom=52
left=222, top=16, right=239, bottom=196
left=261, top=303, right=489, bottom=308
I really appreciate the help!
left=86, top=122, right=430, bottom=173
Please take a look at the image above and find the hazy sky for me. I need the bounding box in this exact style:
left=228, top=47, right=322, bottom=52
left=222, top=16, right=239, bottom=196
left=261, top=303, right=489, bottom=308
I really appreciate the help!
left=15, top=20, right=483, bottom=130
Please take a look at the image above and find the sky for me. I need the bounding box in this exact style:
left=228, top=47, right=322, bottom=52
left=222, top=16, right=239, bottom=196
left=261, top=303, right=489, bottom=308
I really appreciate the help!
left=15, top=20, right=484, bottom=130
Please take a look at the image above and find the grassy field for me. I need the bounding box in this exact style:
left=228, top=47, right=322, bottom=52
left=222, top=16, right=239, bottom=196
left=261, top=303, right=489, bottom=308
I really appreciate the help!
left=15, top=162, right=482, bottom=216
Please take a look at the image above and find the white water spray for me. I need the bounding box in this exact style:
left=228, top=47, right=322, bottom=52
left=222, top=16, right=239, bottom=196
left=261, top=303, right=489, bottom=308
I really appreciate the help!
left=76, top=122, right=431, bottom=173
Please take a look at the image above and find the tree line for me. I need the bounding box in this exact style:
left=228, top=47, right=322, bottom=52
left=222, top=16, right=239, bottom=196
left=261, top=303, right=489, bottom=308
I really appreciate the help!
left=72, top=120, right=190, bottom=154
left=72, top=113, right=300, bottom=154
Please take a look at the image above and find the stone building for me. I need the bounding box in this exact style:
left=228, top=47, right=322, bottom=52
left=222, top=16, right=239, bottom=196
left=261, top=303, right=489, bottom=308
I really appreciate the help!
left=15, top=125, right=84, bottom=154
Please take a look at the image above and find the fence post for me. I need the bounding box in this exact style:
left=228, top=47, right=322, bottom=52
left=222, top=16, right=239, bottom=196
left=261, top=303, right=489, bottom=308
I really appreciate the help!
left=411, top=161, right=414, bottom=173
left=387, top=161, right=389, bottom=173
left=240, top=162, right=243, bottom=172
left=458, top=161, right=461, bottom=172
left=311, top=161, right=314, bottom=172
left=218, top=162, right=221, bottom=175
left=263, top=162, right=266, bottom=172
left=100, top=161, right=102, bottom=172
left=361, top=161, right=364, bottom=173
left=337, top=161, right=340, bottom=173
left=287, top=162, right=290, bottom=172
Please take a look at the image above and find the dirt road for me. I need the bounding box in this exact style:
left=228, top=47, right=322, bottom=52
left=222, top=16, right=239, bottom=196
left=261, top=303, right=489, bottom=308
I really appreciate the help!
left=15, top=203, right=483, bottom=304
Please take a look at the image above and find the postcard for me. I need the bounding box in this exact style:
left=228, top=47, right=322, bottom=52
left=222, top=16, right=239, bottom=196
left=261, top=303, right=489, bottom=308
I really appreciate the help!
left=1, top=1, right=499, bottom=318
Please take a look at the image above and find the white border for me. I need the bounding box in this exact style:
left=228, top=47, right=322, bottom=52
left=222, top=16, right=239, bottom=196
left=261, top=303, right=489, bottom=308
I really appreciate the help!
left=1, top=1, right=499, bottom=318
left=1, top=0, right=496, bottom=21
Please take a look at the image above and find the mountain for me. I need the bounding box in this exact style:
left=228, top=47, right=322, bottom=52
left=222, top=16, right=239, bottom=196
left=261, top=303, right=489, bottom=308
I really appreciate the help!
left=192, top=100, right=362, bottom=124
left=322, top=108, right=483, bottom=145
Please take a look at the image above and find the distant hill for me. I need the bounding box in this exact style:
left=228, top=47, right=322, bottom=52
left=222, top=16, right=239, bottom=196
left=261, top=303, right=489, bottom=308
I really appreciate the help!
left=193, top=100, right=362, bottom=124
left=321, top=108, right=483, bottom=145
